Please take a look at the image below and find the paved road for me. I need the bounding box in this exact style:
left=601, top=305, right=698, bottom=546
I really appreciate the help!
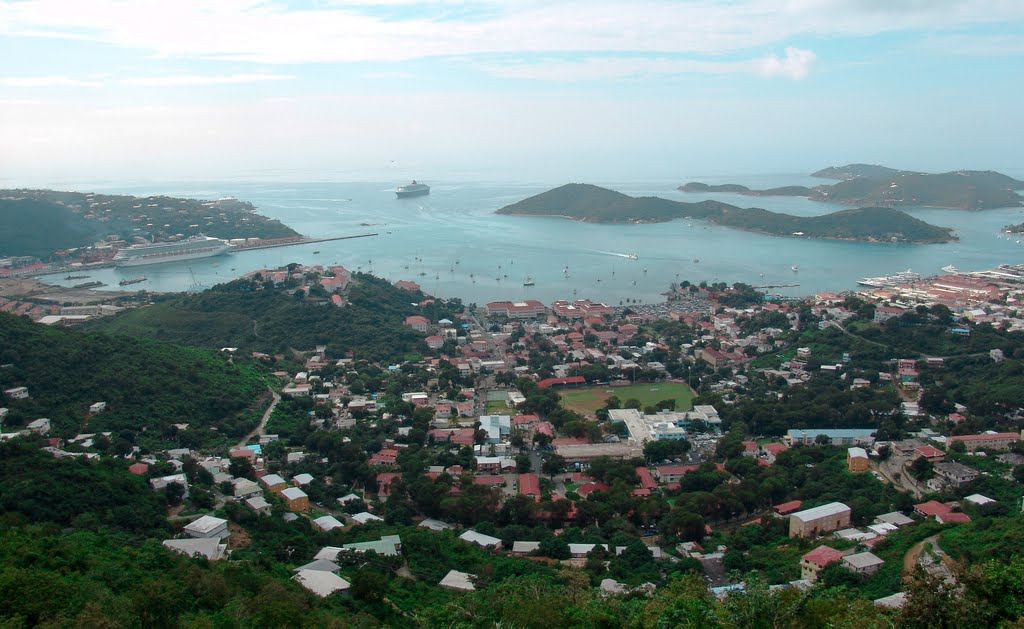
left=876, top=455, right=924, bottom=498
left=237, top=387, right=281, bottom=449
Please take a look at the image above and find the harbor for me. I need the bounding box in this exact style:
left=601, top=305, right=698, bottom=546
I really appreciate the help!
left=13, top=177, right=1024, bottom=302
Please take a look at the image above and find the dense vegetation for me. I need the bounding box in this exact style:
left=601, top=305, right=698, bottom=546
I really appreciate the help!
left=0, top=311, right=267, bottom=446
left=0, top=196, right=97, bottom=258
left=812, top=163, right=904, bottom=180
left=0, top=189, right=299, bottom=258
left=0, top=437, right=167, bottom=534
left=87, top=273, right=463, bottom=363
left=497, top=184, right=955, bottom=243
left=687, top=164, right=1024, bottom=210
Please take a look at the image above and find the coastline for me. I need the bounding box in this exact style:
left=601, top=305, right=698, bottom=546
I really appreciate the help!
left=497, top=211, right=957, bottom=245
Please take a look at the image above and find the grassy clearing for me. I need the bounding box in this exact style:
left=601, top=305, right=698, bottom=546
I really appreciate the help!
left=558, top=381, right=694, bottom=415
left=483, top=400, right=515, bottom=415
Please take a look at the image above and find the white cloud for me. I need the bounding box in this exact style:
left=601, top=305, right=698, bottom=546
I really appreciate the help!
left=0, top=75, right=102, bottom=87
left=0, top=0, right=1020, bottom=64
left=120, top=73, right=294, bottom=86
left=477, top=48, right=817, bottom=81
left=757, top=47, right=817, bottom=80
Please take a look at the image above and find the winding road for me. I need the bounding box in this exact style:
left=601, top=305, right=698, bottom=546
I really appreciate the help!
left=237, top=387, right=281, bottom=449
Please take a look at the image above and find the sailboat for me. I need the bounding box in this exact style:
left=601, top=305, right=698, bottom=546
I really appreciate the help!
left=523, top=276, right=535, bottom=286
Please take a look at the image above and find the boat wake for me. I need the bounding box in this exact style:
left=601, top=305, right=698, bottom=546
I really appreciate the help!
left=592, top=250, right=639, bottom=259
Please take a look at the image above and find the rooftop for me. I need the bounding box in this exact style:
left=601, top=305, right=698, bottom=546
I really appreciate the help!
left=791, top=502, right=851, bottom=522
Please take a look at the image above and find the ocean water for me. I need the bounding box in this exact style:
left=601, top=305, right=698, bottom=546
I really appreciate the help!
left=37, top=175, right=1024, bottom=304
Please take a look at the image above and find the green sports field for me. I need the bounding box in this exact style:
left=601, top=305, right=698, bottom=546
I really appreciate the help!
left=558, top=381, right=694, bottom=416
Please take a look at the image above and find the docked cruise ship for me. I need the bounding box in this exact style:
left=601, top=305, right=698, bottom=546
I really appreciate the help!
left=395, top=181, right=430, bottom=198
left=112, top=235, right=229, bottom=267
left=856, top=269, right=921, bottom=288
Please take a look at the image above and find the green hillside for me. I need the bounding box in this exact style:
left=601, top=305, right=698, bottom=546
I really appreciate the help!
left=0, top=312, right=267, bottom=446
left=812, top=170, right=1024, bottom=210
left=812, top=163, right=904, bottom=180
left=497, top=184, right=955, bottom=243
left=684, top=166, right=1024, bottom=210
left=0, top=196, right=98, bottom=258
left=0, top=189, right=299, bottom=259
left=87, top=273, right=461, bottom=362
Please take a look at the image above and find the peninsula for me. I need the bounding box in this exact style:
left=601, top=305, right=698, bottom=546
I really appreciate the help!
left=0, top=189, right=299, bottom=259
left=679, top=164, right=1024, bottom=211
left=496, top=183, right=956, bottom=244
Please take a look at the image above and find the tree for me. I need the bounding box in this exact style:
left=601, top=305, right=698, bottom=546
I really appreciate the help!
left=228, top=458, right=256, bottom=481
left=537, top=536, right=570, bottom=560
left=542, top=453, right=566, bottom=477
left=350, top=569, right=388, bottom=603
left=163, top=482, right=185, bottom=506
left=909, top=455, right=934, bottom=481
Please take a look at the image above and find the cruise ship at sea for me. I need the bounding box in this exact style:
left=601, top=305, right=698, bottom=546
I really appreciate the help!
left=395, top=181, right=430, bottom=198
left=112, top=235, right=230, bottom=267
left=856, top=269, right=922, bottom=288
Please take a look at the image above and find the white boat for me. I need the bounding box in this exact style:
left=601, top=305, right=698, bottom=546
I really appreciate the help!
left=523, top=276, right=535, bottom=286
left=112, top=235, right=229, bottom=267
left=791, top=265, right=799, bottom=272
left=395, top=180, right=430, bottom=198
left=626, top=253, right=638, bottom=260
left=941, top=265, right=959, bottom=274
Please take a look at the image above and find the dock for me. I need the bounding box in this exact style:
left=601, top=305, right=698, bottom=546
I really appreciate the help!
left=229, top=233, right=377, bottom=252
left=753, top=283, right=800, bottom=289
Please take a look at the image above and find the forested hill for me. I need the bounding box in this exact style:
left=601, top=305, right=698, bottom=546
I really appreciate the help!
left=0, top=189, right=299, bottom=258
left=497, top=184, right=955, bottom=243
left=812, top=163, right=904, bottom=180
left=0, top=312, right=267, bottom=447
left=680, top=165, right=1024, bottom=211
left=86, top=273, right=462, bottom=362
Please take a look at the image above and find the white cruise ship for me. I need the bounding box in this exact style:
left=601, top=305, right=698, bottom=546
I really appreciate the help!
left=113, top=235, right=229, bottom=267
left=856, top=269, right=921, bottom=288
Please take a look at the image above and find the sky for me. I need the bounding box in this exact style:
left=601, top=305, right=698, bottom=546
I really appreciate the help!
left=1, top=0, right=1023, bottom=184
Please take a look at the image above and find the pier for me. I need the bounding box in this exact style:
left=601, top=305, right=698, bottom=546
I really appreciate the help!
left=229, top=232, right=377, bottom=252
left=753, top=283, right=800, bottom=289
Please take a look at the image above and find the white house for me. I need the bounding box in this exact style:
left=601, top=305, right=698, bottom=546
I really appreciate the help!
left=313, top=515, right=344, bottom=532
left=183, top=515, right=229, bottom=540
left=3, top=387, right=28, bottom=400
left=162, top=538, right=228, bottom=561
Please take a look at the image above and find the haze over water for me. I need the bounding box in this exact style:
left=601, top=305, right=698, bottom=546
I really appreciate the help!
left=39, top=172, right=1024, bottom=304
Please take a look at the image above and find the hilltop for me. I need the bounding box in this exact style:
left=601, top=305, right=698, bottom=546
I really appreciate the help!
left=0, top=311, right=267, bottom=447
left=680, top=165, right=1024, bottom=211
left=812, top=163, right=904, bottom=180
left=85, top=271, right=463, bottom=363
left=496, top=183, right=955, bottom=243
left=0, top=189, right=299, bottom=259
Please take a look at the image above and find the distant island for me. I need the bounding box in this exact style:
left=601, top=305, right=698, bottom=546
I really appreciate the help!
left=0, top=189, right=299, bottom=259
left=496, top=183, right=957, bottom=244
left=680, top=182, right=814, bottom=197
left=680, top=164, right=1024, bottom=211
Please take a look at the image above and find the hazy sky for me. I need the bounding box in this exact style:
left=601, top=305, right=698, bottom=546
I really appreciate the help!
left=1, top=0, right=1022, bottom=184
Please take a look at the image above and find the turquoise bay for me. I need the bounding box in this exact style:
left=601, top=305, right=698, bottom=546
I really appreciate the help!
left=38, top=175, right=1024, bottom=304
